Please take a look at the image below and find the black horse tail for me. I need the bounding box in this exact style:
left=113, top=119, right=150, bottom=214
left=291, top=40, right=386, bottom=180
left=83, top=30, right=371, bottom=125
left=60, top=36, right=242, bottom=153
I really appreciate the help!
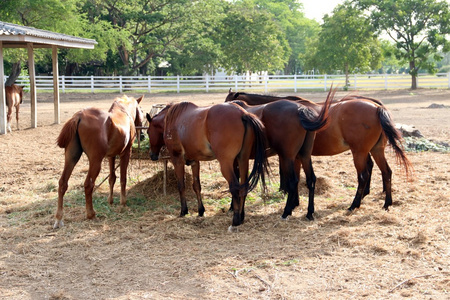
left=378, top=107, right=413, bottom=178
left=297, top=87, right=335, bottom=131
left=241, top=113, right=269, bottom=192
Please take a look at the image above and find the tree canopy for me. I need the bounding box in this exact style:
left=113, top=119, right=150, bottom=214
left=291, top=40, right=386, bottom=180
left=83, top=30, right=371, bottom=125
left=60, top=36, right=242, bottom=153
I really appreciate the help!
left=0, top=0, right=448, bottom=80
left=304, top=1, right=381, bottom=86
left=357, top=0, right=450, bottom=89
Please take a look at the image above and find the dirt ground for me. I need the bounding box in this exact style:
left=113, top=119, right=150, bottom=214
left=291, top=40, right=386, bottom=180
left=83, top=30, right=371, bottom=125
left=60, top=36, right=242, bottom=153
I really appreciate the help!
left=0, top=89, right=449, bottom=299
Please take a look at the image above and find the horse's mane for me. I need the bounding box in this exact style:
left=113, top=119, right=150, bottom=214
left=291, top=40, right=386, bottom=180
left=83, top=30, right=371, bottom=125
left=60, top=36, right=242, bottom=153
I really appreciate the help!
left=165, top=102, right=192, bottom=129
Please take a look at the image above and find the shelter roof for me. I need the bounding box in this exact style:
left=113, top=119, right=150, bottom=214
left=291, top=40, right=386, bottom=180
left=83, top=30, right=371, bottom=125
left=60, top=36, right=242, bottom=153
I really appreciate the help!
left=0, top=21, right=97, bottom=49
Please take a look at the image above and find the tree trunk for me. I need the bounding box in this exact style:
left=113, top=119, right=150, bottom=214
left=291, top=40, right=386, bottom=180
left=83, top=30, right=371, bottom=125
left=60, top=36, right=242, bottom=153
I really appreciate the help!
left=5, top=61, right=22, bottom=86
left=344, top=63, right=350, bottom=88
left=410, top=61, right=417, bottom=89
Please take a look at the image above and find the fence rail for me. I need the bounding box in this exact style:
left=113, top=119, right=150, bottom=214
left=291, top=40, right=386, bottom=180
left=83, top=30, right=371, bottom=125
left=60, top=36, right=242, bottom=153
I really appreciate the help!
left=12, top=73, right=450, bottom=93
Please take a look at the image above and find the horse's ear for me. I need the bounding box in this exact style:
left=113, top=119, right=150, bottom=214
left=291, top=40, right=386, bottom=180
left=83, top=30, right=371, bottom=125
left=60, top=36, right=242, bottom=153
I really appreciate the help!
left=229, top=88, right=232, bottom=94
left=146, top=113, right=152, bottom=122
left=234, top=92, right=240, bottom=99
left=136, top=95, right=144, bottom=104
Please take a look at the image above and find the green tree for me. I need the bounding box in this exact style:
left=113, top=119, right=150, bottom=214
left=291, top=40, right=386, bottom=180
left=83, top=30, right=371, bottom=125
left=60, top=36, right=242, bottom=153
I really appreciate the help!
left=80, top=0, right=221, bottom=76
left=306, top=1, right=380, bottom=86
left=0, top=0, right=117, bottom=79
left=357, top=0, right=450, bottom=89
left=219, top=2, right=290, bottom=75
left=250, top=0, right=320, bottom=74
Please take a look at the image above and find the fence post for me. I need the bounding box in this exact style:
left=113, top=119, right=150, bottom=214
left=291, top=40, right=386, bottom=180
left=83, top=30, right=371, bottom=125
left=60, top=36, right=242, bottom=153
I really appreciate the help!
left=294, top=74, right=297, bottom=93
left=205, top=74, right=209, bottom=93
left=61, top=75, right=65, bottom=93
left=119, top=75, right=123, bottom=93
left=148, top=75, right=152, bottom=93
left=264, top=74, right=268, bottom=93
left=234, top=75, right=238, bottom=91
left=354, top=74, right=357, bottom=90
left=324, top=74, right=327, bottom=91
left=385, top=74, right=388, bottom=90
left=91, top=75, right=94, bottom=93
left=448, top=72, right=450, bottom=88
left=177, top=75, right=180, bottom=93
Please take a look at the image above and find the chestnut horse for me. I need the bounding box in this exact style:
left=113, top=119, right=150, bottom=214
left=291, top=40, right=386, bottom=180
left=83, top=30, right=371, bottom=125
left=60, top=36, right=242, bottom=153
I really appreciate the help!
left=54, top=95, right=145, bottom=228
left=226, top=90, right=412, bottom=213
left=231, top=89, right=334, bottom=220
left=146, top=102, right=268, bottom=231
left=5, top=84, right=24, bottom=132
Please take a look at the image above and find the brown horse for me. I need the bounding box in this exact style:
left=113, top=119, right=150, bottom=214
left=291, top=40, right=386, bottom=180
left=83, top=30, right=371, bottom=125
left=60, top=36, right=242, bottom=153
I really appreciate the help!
left=231, top=89, right=334, bottom=220
left=226, top=90, right=412, bottom=213
left=5, top=84, right=24, bottom=132
left=54, top=95, right=145, bottom=228
left=146, top=102, right=269, bottom=231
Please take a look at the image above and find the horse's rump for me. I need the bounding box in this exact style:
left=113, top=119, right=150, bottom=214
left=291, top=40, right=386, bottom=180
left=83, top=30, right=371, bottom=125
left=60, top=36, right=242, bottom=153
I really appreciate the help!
left=56, top=113, right=81, bottom=149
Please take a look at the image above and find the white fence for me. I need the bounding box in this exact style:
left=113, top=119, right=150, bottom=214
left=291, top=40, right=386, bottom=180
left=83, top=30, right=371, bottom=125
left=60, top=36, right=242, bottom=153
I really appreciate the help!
left=13, top=73, right=450, bottom=93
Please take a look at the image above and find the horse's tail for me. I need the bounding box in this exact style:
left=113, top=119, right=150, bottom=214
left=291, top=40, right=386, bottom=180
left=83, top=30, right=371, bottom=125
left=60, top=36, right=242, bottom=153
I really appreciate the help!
left=377, top=107, right=413, bottom=178
left=297, top=87, right=335, bottom=131
left=56, top=113, right=81, bottom=149
left=241, top=113, right=269, bottom=192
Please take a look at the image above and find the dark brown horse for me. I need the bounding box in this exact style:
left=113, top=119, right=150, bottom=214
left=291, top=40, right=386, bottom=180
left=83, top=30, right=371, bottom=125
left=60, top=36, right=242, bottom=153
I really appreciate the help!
left=226, top=90, right=412, bottom=213
left=231, top=89, right=334, bottom=220
left=5, top=84, right=24, bottom=132
left=146, top=102, right=268, bottom=231
left=54, top=95, right=145, bottom=228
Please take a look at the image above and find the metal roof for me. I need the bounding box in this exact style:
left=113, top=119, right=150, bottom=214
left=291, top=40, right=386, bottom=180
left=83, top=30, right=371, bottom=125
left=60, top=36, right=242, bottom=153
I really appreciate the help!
left=0, top=21, right=97, bottom=49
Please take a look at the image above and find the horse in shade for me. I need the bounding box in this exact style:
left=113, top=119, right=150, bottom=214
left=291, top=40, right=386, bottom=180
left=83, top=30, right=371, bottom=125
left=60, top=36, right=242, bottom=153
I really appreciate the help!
left=5, top=84, right=24, bottom=132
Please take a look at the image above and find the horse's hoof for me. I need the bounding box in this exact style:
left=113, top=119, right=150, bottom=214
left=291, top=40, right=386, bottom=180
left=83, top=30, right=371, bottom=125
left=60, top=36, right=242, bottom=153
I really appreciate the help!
left=280, top=215, right=289, bottom=221
left=306, top=214, right=314, bottom=221
left=228, top=225, right=239, bottom=233
left=53, top=220, right=64, bottom=229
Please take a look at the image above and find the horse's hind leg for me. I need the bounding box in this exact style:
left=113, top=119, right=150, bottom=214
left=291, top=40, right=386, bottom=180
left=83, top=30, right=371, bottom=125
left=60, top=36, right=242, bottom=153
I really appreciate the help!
left=84, top=159, right=102, bottom=219
left=191, top=162, right=205, bottom=217
left=107, top=157, right=116, bottom=205
left=54, top=143, right=83, bottom=228
left=279, top=156, right=299, bottom=219
left=15, top=105, right=20, bottom=130
left=363, top=154, right=374, bottom=198
left=299, top=157, right=316, bottom=221
left=6, top=106, right=12, bottom=133
left=370, top=149, right=393, bottom=210
left=349, top=152, right=371, bottom=211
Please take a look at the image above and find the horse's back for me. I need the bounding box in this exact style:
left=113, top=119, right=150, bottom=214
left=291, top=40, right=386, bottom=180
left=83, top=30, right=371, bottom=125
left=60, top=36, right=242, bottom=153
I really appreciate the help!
left=313, top=99, right=383, bottom=155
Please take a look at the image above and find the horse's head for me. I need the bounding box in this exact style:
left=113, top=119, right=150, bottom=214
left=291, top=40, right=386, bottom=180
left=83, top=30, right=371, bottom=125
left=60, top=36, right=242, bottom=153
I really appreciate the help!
left=146, top=106, right=168, bottom=161
left=133, top=96, right=145, bottom=141
left=225, top=88, right=239, bottom=102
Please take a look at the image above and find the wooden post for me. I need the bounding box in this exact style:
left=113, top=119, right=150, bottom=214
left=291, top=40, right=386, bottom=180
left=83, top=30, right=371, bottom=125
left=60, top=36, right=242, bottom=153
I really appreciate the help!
left=27, top=43, right=37, bottom=128
left=52, top=45, right=60, bottom=124
left=0, top=42, right=6, bottom=135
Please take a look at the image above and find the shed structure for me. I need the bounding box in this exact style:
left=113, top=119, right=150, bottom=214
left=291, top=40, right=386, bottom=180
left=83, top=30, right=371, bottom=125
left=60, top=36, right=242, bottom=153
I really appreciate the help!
left=0, top=21, right=97, bottom=134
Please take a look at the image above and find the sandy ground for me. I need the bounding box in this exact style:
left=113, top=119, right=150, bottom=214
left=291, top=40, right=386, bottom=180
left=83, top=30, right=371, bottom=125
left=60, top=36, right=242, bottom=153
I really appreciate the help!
left=0, top=88, right=449, bottom=299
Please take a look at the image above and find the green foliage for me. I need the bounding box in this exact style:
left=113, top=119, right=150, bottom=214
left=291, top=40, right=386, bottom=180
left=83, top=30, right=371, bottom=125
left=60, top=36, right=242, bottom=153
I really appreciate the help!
left=219, top=1, right=290, bottom=73
left=356, top=0, right=450, bottom=88
left=305, top=1, right=380, bottom=85
left=404, top=137, right=450, bottom=153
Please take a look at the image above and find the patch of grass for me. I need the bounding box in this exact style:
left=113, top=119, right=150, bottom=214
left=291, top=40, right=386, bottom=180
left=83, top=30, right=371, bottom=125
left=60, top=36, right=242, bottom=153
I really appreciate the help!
left=404, top=137, right=450, bottom=153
